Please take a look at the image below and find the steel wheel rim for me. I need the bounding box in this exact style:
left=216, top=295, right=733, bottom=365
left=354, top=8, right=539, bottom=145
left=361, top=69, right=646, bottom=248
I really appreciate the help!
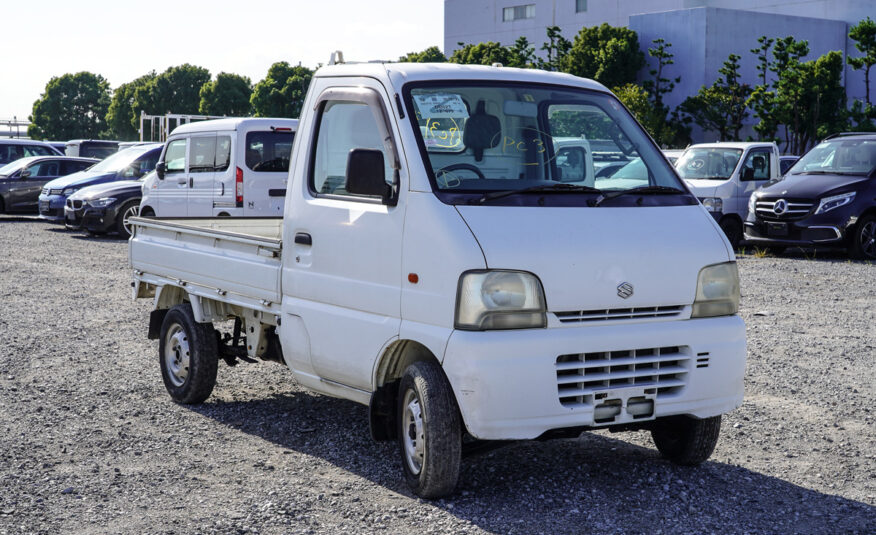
left=860, top=221, right=876, bottom=258
left=402, top=389, right=425, bottom=475
left=164, top=323, right=190, bottom=387
left=122, top=204, right=140, bottom=236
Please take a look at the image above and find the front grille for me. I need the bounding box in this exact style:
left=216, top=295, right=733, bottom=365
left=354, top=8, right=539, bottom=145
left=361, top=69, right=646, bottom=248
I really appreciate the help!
left=554, top=305, right=684, bottom=323
left=755, top=200, right=814, bottom=220
left=556, top=346, right=690, bottom=408
left=72, top=200, right=83, bottom=209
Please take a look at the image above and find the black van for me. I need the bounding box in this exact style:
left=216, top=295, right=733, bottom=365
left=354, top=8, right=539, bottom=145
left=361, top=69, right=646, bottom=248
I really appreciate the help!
left=65, top=139, right=120, bottom=159
left=744, top=132, right=876, bottom=260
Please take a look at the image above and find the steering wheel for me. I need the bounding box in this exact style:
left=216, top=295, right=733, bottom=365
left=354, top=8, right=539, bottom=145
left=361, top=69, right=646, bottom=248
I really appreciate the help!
left=436, top=163, right=486, bottom=180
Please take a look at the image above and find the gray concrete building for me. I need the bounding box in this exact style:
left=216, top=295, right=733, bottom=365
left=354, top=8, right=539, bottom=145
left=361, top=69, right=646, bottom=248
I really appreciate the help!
left=444, top=0, right=876, bottom=141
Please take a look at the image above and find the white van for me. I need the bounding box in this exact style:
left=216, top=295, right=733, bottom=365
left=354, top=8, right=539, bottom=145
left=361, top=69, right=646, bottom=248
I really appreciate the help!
left=141, top=118, right=298, bottom=217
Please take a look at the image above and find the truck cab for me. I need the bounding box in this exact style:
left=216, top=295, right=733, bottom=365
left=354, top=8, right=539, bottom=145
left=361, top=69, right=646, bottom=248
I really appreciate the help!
left=675, top=142, right=780, bottom=247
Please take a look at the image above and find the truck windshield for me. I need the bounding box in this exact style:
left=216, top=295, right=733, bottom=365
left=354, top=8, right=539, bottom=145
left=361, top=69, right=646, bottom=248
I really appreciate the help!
left=788, top=139, right=876, bottom=176
left=404, top=82, right=684, bottom=203
left=675, top=148, right=743, bottom=180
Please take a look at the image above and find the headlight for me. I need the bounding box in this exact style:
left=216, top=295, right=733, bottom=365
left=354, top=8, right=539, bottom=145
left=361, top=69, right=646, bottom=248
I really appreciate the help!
left=700, top=197, right=723, bottom=213
left=456, top=270, right=546, bottom=330
left=814, top=191, right=855, bottom=214
left=748, top=193, right=757, bottom=214
left=88, top=197, right=116, bottom=208
left=62, top=187, right=79, bottom=196
left=691, top=262, right=739, bottom=318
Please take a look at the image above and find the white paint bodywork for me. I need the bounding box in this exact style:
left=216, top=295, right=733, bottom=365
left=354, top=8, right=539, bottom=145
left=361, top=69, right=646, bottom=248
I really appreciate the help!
left=130, top=63, right=746, bottom=440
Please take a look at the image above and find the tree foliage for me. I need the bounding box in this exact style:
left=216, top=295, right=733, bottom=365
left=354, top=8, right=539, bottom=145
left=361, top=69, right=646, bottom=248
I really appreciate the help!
left=562, top=23, right=645, bottom=88
left=28, top=72, right=111, bottom=140
left=398, top=46, right=447, bottom=63
left=848, top=16, right=876, bottom=106
left=538, top=26, right=571, bottom=71
left=449, top=41, right=514, bottom=65
left=132, top=64, right=212, bottom=119
left=680, top=54, right=752, bottom=141
left=642, top=38, right=680, bottom=110
left=105, top=72, right=156, bottom=140
left=506, top=37, right=537, bottom=68
left=250, top=62, right=314, bottom=118
left=199, top=73, right=252, bottom=116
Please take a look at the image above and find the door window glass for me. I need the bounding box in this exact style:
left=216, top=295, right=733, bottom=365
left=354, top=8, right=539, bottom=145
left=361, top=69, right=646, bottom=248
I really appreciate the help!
left=742, top=150, right=770, bottom=180
left=165, top=140, right=187, bottom=172
left=311, top=102, right=392, bottom=197
left=22, top=145, right=53, bottom=157
left=189, top=136, right=216, bottom=173
left=245, top=131, right=294, bottom=172
left=27, top=161, right=60, bottom=178
left=216, top=136, right=231, bottom=172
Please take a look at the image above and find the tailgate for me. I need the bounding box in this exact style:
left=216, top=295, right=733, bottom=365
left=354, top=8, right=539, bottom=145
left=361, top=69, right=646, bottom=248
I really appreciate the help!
left=129, top=217, right=282, bottom=304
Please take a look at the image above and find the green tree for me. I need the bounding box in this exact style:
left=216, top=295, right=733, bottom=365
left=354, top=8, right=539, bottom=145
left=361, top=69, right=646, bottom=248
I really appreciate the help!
left=680, top=54, right=752, bottom=141
left=199, top=73, right=252, bottom=116
left=506, top=36, right=536, bottom=68
left=105, top=72, right=156, bottom=140
left=611, top=83, right=690, bottom=148
left=561, top=23, right=645, bottom=88
left=747, top=36, right=809, bottom=144
left=28, top=71, right=111, bottom=140
left=538, top=26, right=571, bottom=72
left=848, top=17, right=876, bottom=106
left=250, top=62, right=314, bottom=118
left=449, top=42, right=513, bottom=65
left=642, top=38, right=680, bottom=110
left=132, top=64, right=211, bottom=118
left=751, top=35, right=774, bottom=87
left=612, top=83, right=652, bottom=124
left=398, top=46, right=447, bottom=63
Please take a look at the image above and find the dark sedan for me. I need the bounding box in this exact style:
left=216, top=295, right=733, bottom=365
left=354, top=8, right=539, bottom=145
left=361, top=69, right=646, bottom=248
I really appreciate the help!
left=744, top=133, right=876, bottom=259
left=65, top=172, right=150, bottom=237
left=0, top=156, right=98, bottom=213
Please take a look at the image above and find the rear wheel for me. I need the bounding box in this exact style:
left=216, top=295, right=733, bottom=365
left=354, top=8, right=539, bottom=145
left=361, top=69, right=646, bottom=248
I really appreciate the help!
left=651, top=415, right=721, bottom=465
left=719, top=217, right=743, bottom=249
left=158, top=304, right=218, bottom=404
left=397, top=361, right=462, bottom=498
left=116, top=200, right=140, bottom=237
left=850, top=215, right=876, bottom=260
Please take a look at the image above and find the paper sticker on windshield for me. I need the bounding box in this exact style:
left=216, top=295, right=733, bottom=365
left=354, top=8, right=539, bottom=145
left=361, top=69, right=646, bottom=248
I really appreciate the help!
left=413, top=94, right=469, bottom=119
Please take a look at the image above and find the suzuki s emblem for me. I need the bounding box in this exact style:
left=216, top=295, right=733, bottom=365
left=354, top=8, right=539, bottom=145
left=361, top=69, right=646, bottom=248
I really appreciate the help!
left=617, top=282, right=634, bottom=299
left=773, top=199, right=787, bottom=215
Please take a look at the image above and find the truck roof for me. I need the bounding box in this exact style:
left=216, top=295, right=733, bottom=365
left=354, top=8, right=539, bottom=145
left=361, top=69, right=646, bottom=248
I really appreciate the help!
left=315, top=62, right=610, bottom=93
left=170, top=117, right=299, bottom=136
left=687, top=141, right=777, bottom=150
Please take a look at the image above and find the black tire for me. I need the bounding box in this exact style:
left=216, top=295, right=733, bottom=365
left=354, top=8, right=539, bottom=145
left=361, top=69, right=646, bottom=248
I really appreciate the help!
left=651, top=415, right=721, bottom=466
left=116, top=200, right=140, bottom=237
left=158, top=304, right=218, bottom=404
left=140, top=206, right=155, bottom=218
left=397, top=361, right=462, bottom=498
left=719, top=217, right=743, bottom=250
left=0, top=196, right=5, bottom=213
left=850, top=215, right=876, bottom=260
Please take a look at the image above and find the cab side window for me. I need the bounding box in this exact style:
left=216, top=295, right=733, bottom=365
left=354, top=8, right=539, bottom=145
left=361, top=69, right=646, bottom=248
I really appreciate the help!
left=310, top=101, right=392, bottom=197
left=26, top=161, right=60, bottom=178
left=742, top=150, right=771, bottom=180
left=165, top=140, right=187, bottom=173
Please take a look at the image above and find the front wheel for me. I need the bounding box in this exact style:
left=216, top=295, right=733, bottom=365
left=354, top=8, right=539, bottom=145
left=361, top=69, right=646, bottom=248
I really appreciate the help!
left=651, top=415, right=721, bottom=466
left=158, top=304, right=218, bottom=404
left=116, top=200, right=140, bottom=237
left=397, top=361, right=462, bottom=498
left=850, top=215, right=876, bottom=260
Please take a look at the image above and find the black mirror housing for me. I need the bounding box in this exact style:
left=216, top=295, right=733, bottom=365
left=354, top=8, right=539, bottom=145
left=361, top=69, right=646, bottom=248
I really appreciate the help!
left=345, top=149, right=394, bottom=203
left=155, top=162, right=166, bottom=180
left=19, top=169, right=31, bottom=179
left=741, top=167, right=755, bottom=180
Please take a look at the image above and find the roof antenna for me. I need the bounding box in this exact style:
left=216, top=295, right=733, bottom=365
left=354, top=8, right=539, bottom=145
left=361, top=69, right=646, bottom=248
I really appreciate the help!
left=329, top=51, right=345, bottom=65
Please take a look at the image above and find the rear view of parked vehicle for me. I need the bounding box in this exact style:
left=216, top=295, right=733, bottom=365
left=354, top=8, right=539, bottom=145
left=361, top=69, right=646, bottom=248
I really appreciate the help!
left=141, top=118, right=298, bottom=217
left=38, top=143, right=161, bottom=221
left=0, top=139, right=62, bottom=165
left=745, top=132, right=876, bottom=259
left=66, top=171, right=152, bottom=237
left=0, top=156, right=97, bottom=213
left=65, top=139, right=120, bottom=159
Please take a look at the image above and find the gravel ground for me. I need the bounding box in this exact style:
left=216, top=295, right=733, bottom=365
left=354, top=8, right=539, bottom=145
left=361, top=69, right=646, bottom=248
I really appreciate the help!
left=0, top=214, right=874, bottom=534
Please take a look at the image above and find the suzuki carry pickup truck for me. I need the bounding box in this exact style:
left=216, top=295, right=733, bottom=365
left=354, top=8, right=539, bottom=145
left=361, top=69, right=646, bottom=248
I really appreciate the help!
left=129, top=61, right=746, bottom=497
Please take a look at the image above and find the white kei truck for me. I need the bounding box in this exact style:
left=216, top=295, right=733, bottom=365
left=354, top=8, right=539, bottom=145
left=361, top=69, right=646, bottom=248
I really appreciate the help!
left=129, top=61, right=746, bottom=498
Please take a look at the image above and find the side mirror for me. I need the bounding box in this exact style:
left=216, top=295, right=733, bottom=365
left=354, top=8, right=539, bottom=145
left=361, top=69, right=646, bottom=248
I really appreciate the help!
left=345, top=149, right=395, bottom=204
left=19, top=169, right=32, bottom=179
left=155, top=162, right=166, bottom=180
left=741, top=167, right=754, bottom=181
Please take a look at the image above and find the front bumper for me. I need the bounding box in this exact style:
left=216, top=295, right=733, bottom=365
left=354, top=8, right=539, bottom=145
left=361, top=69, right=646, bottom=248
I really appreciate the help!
left=743, top=212, right=853, bottom=247
left=64, top=201, right=86, bottom=229
left=80, top=205, right=118, bottom=233
left=38, top=194, right=66, bottom=221
left=441, top=315, right=746, bottom=440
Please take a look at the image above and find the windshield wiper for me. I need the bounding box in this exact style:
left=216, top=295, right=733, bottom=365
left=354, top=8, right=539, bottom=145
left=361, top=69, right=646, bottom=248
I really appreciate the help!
left=474, top=183, right=601, bottom=204
left=592, top=185, right=685, bottom=206
left=791, top=170, right=865, bottom=176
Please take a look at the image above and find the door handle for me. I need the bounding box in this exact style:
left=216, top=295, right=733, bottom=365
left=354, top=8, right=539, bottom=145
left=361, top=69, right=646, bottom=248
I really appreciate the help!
left=294, top=232, right=312, bottom=246
left=189, top=177, right=193, bottom=188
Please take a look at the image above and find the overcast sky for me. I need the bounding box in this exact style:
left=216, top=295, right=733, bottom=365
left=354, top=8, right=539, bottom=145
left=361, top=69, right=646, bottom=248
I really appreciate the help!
left=2, top=0, right=444, bottom=122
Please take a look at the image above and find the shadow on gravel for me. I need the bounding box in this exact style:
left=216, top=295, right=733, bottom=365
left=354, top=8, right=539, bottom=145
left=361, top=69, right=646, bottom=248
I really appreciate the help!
left=191, top=394, right=875, bottom=533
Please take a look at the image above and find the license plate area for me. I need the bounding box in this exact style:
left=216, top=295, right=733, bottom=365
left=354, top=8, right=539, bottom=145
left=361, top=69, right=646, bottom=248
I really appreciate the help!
left=767, top=222, right=788, bottom=237
left=39, top=201, right=49, bottom=212
left=592, top=386, right=656, bottom=426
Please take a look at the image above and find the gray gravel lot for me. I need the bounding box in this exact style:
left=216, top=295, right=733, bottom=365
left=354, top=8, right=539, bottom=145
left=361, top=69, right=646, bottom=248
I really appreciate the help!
left=0, top=214, right=874, bottom=534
